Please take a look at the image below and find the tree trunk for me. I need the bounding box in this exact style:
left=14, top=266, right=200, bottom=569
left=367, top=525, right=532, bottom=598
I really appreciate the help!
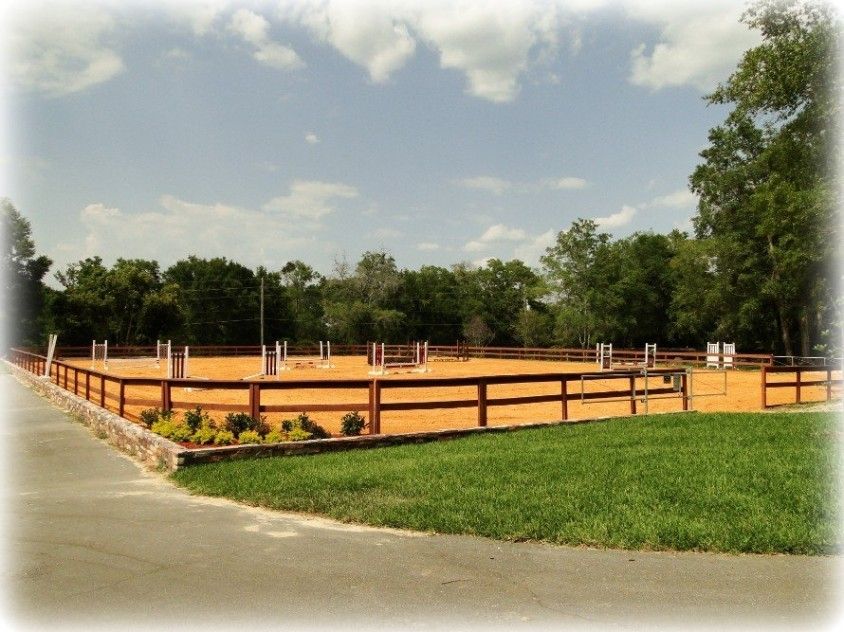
left=777, top=304, right=794, bottom=356
left=799, top=308, right=811, bottom=357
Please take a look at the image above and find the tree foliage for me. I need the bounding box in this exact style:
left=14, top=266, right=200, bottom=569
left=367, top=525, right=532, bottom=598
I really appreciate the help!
left=690, top=0, right=839, bottom=355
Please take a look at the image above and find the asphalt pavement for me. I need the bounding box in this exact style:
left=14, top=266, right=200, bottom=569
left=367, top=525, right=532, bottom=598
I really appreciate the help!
left=1, top=369, right=840, bottom=631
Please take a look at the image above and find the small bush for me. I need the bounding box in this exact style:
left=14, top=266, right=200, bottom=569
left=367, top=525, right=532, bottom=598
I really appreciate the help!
left=264, top=430, right=285, bottom=444
left=213, top=430, right=235, bottom=446
left=287, top=427, right=313, bottom=441
left=150, top=419, right=192, bottom=442
left=183, top=406, right=212, bottom=432
left=150, top=419, right=177, bottom=438
left=238, top=430, right=262, bottom=444
left=139, top=407, right=172, bottom=429
left=191, top=426, right=218, bottom=445
left=340, top=411, right=366, bottom=436
left=292, top=412, right=330, bottom=439
left=169, top=424, right=194, bottom=442
left=224, top=412, right=266, bottom=438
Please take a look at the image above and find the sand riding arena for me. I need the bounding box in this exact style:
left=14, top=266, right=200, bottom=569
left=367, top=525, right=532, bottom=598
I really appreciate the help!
left=10, top=343, right=841, bottom=438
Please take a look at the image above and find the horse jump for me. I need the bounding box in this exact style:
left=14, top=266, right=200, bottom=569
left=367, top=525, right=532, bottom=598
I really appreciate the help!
left=280, top=341, right=334, bottom=370
left=368, top=341, right=429, bottom=375
left=243, top=342, right=282, bottom=379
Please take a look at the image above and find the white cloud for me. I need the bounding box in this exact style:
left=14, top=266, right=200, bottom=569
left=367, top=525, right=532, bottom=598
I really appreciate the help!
left=263, top=180, right=359, bottom=220
left=649, top=188, right=697, bottom=209
left=168, top=0, right=228, bottom=36
left=9, top=6, right=124, bottom=96
left=305, top=132, right=320, bottom=144
left=457, top=176, right=512, bottom=195
left=544, top=176, right=588, bottom=190
left=417, top=242, right=440, bottom=251
left=281, top=0, right=416, bottom=83
left=77, top=195, right=323, bottom=268
left=463, top=223, right=527, bottom=252
left=282, top=0, right=567, bottom=102
left=411, top=1, right=565, bottom=102
left=479, top=224, right=526, bottom=242
left=514, top=228, right=555, bottom=265
left=594, top=204, right=637, bottom=229
left=228, top=8, right=303, bottom=70
left=374, top=227, right=402, bottom=239
left=626, top=1, right=759, bottom=91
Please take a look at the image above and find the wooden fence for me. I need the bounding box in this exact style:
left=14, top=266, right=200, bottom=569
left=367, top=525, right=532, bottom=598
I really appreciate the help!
left=761, top=365, right=843, bottom=408
left=8, top=348, right=689, bottom=437
left=48, top=342, right=774, bottom=367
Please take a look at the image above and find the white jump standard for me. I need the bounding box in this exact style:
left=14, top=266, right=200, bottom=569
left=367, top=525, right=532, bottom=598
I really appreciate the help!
left=368, top=341, right=429, bottom=375
left=596, top=343, right=612, bottom=371
left=280, top=341, right=334, bottom=370
left=243, top=342, right=283, bottom=379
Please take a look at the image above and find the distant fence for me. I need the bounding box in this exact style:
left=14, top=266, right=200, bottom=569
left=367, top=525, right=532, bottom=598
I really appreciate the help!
left=7, top=348, right=689, bottom=438
left=761, top=365, right=843, bottom=408
left=47, top=342, right=775, bottom=367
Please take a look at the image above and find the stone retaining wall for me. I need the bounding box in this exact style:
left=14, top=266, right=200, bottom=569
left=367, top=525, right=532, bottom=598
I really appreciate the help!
left=6, top=360, right=184, bottom=471
left=6, top=359, right=697, bottom=472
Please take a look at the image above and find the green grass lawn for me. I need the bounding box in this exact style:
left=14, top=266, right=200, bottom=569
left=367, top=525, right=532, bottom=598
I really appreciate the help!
left=172, top=412, right=841, bottom=554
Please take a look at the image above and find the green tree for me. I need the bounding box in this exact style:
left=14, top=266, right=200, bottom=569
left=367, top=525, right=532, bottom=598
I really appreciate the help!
left=1, top=200, right=52, bottom=347
left=164, top=257, right=258, bottom=344
left=541, top=219, right=616, bottom=348
left=690, top=0, right=839, bottom=355
left=280, top=260, right=325, bottom=342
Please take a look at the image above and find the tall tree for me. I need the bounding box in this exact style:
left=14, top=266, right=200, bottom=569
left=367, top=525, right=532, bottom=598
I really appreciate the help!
left=1, top=200, right=52, bottom=347
left=690, top=0, right=839, bottom=355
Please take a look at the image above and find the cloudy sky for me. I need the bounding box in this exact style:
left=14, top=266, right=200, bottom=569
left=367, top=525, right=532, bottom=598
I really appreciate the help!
left=2, top=0, right=759, bottom=283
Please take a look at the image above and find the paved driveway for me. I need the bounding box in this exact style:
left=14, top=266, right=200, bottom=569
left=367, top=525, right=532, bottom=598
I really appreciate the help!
left=1, top=371, right=840, bottom=630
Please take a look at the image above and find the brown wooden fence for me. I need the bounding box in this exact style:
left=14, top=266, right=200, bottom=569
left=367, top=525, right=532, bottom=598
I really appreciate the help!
left=8, top=348, right=689, bottom=438
left=49, top=342, right=774, bottom=367
left=761, top=365, right=843, bottom=408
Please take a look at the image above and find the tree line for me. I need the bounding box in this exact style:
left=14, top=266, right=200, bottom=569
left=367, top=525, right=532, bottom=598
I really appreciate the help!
left=1, top=1, right=839, bottom=357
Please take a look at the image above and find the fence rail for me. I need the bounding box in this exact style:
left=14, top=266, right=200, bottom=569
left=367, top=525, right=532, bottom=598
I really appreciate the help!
left=8, top=348, right=689, bottom=439
left=49, top=342, right=777, bottom=367
left=761, top=365, right=843, bottom=408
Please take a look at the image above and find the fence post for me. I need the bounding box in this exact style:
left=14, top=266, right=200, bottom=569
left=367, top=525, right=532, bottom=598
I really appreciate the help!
left=761, top=366, right=767, bottom=409
left=74, top=369, right=78, bottom=395
left=118, top=380, right=125, bottom=418
left=85, top=373, right=90, bottom=401
left=370, top=380, right=381, bottom=434
left=478, top=379, right=488, bottom=427
left=100, top=376, right=106, bottom=408
left=161, top=380, right=171, bottom=411
left=249, top=383, right=261, bottom=419
left=560, top=379, right=568, bottom=421
left=681, top=371, right=689, bottom=411
left=795, top=369, right=802, bottom=404
left=827, top=369, right=832, bottom=402
left=629, top=375, right=637, bottom=414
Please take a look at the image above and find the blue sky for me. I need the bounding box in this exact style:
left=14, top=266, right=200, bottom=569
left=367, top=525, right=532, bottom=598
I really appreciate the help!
left=2, top=0, right=760, bottom=284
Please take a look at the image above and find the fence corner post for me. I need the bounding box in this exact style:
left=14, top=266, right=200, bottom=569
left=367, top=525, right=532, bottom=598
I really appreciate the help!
left=478, top=378, right=488, bottom=427
left=761, top=365, right=767, bottom=409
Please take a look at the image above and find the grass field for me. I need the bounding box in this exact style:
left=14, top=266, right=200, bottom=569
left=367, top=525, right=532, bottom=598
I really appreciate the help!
left=172, top=411, right=841, bottom=554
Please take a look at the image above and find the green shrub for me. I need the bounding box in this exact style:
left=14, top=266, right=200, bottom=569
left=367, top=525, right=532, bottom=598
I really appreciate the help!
left=264, top=430, right=285, bottom=444
left=223, top=412, right=267, bottom=438
left=340, top=411, right=366, bottom=436
left=283, top=412, right=329, bottom=439
left=213, top=430, right=235, bottom=446
left=139, top=407, right=172, bottom=429
left=183, top=406, right=212, bottom=432
left=287, top=427, right=313, bottom=441
left=238, top=430, right=262, bottom=444
left=150, top=419, right=192, bottom=442
left=150, top=419, right=177, bottom=438
left=169, top=424, right=194, bottom=442
left=191, top=426, right=218, bottom=445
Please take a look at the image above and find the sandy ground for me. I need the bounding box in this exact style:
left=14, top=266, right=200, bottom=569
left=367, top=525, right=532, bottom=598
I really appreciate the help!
left=59, top=354, right=841, bottom=436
